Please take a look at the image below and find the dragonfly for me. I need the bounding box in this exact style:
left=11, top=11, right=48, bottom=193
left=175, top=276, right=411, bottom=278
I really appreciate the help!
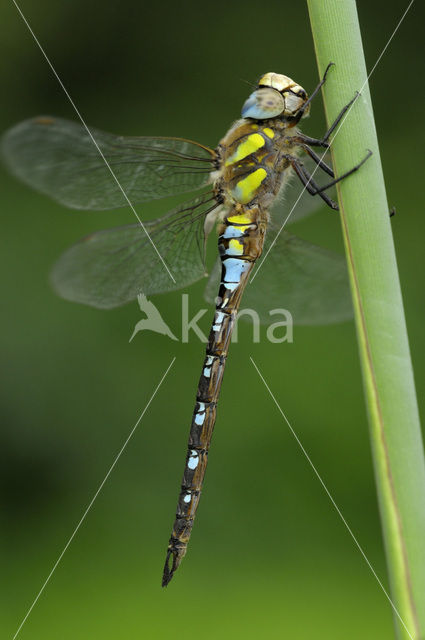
left=1, top=63, right=369, bottom=586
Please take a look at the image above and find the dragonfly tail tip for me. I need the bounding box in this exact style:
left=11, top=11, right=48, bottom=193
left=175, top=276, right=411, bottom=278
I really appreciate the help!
left=162, top=547, right=179, bottom=587
left=162, top=571, right=172, bottom=588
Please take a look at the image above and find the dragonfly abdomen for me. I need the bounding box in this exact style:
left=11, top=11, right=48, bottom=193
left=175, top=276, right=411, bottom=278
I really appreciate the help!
left=162, top=204, right=267, bottom=586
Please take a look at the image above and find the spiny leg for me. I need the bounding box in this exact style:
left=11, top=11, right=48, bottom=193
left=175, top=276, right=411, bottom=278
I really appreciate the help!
left=302, top=149, right=372, bottom=194
left=295, top=92, right=360, bottom=148
left=321, top=92, right=360, bottom=144
left=296, top=61, right=335, bottom=119
left=295, top=152, right=395, bottom=220
left=289, top=149, right=372, bottom=211
left=290, top=159, right=339, bottom=210
left=299, top=144, right=335, bottom=177
left=294, top=133, right=329, bottom=149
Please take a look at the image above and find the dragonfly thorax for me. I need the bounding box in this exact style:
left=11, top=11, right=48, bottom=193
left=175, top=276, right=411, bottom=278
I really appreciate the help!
left=215, top=118, right=298, bottom=208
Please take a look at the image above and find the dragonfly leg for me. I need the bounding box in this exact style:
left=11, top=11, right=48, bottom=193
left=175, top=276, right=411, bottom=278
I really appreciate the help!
left=296, top=61, right=335, bottom=119
left=299, top=144, right=335, bottom=177
left=289, top=158, right=339, bottom=210
left=320, top=92, right=360, bottom=144
left=295, top=92, right=360, bottom=148
left=294, top=133, right=329, bottom=149
left=304, top=149, right=372, bottom=194
left=289, top=148, right=372, bottom=210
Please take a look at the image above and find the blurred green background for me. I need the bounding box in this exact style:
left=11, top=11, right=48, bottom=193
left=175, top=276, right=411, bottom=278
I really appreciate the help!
left=1, top=1, right=424, bottom=638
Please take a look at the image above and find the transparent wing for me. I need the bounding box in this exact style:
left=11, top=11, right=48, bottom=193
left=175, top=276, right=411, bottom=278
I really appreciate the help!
left=204, top=229, right=352, bottom=326
left=1, top=116, right=215, bottom=210
left=270, top=151, right=336, bottom=227
left=52, top=191, right=219, bottom=308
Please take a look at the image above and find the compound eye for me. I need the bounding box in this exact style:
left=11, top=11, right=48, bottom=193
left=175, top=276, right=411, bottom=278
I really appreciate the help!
left=283, top=92, right=306, bottom=116
left=241, top=88, right=285, bottom=119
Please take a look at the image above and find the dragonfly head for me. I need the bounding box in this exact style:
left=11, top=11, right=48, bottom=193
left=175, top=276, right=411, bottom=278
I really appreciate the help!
left=241, top=72, right=309, bottom=121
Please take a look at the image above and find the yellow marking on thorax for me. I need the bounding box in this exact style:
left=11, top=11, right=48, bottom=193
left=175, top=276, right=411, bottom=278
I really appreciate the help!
left=225, top=133, right=265, bottom=167
left=231, top=168, right=267, bottom=204
left=263, top=127, right=275, bottom=138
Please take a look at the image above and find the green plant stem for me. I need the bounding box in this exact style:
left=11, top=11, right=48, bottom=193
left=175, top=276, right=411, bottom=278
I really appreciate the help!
left=306, top=2, right=425, bottom=638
